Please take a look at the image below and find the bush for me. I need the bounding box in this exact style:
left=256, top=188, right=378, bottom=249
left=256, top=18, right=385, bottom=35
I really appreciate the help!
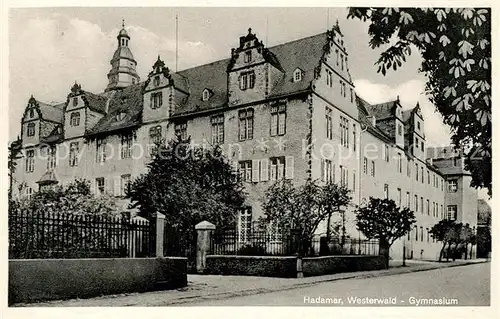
left=237, top=244, right=266, bottom=256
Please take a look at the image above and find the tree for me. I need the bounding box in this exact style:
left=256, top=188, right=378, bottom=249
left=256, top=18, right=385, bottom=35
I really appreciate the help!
left=126, top=137, right=246, bottom=234
left=348, top=8, right=491, bottom=196
left=261, top=179, right=352, bottom=256
left=355, top=197, right=416, bottom=268
left=429, top=219, right=456, bottom=261
left=11, top=179, right=119, bottom=216
left=318, top=181, right=352, bottom=242
left=8, top=140, right=22, bottom=201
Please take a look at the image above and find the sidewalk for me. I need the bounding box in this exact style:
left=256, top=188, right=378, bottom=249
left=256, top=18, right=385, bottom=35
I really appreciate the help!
left=13, top=258, right=488, bottom=307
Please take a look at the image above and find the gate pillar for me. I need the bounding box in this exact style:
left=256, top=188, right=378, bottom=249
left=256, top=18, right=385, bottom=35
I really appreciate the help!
left=195, top=221, right=216, bottom=274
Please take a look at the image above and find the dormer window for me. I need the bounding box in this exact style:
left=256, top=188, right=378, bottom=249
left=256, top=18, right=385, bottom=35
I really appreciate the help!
left=70, top=112, right=80, bottom=126
left=151, top=92, right=163, bottom=109
left=116, top=112, right=127, bottom=122
left=293, top=69, right=302, bottom=82
left=239, top=71, right=255, bottom=90
left=202, top=89, right=211, bottom=101
left=27, top=123, right=35, bottom=137
left=244, top=51, right=252, bottom=63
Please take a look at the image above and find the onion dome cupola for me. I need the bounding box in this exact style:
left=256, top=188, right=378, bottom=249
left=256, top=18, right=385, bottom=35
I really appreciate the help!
left=105, top=20, right=140, bottom=92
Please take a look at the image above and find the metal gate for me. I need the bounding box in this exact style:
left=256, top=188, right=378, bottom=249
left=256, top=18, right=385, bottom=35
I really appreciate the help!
left=163, top=225, right=197, bottom=273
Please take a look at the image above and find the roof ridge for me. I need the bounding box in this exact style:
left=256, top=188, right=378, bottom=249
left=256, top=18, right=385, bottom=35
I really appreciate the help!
left=175, top=31, right=327, bottom=75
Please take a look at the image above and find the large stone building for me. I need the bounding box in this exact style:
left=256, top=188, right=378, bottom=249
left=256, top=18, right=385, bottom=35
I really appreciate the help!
left=10, top=22, right=479, bottom=260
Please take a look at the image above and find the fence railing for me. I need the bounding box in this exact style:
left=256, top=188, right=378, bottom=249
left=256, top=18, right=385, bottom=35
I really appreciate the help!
left=211, top=230, right=297, bottom=256
left=8, top=210, right=154, bottom=259
left=311, top=237, right=380, bottom=256
left=211, top=229, right=380, bottom=257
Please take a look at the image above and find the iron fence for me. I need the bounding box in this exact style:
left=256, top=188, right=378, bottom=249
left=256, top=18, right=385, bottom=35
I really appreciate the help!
left=211, top=229, right=297, bottom=256
left=8, top=209, right=154, bottom=259
left=210, top=228, right=380, bottom=257
left=311, top=237, right=380, bottom=256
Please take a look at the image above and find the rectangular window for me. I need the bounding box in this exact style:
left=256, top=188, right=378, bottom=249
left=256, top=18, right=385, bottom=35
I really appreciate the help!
left=407, top=160, right=411, bottom=177
left=353, top=124, right=357, bottom=151
left=270, top=104, right=286, bottom=136
left=421, top=167, right=424, bottom=183
left=385, top=145, right=389, bottom=162
left=27, top=123, right=35, bottom=137
left=340, top=116, right=349, bottom=147
left=322, top=159, right=334, bottom=183
left=238, top=207, right=252, bottom=243
left=363, top=157, right=368, bottom=174
left=244, top=51, right=252, bottom=63
left=427, top=170, right=430, bottom=184
left=371, top=160, right=375, bottom=177
left=149, top=125, right=162, bottom=155
left=420, top=197, right=424, bottom=214
left=239, top=161, right=252, bottom=183
left=211, top=115, right=225, bottom=144
left=25, top=149, right=35, bottom=173
left=326, top=69, right=333, bottom=87
left=47, top=146, right=57, bottom=169
left=427, top=228, right=430, bottom=243
left=151, top=92, right=163, bottom=109
left=120, top=174, right=131, bottom=197
left=239, top=108, right=254, bottom=141
left=406, top=192, right=410, bottom=208
left=352, top=171, right=356, bottom=191
left=96, top=177, right=105, bottom=195
left=415, top=226, right=419, bottom=242
left=239, top=71, right=255, bottom=90
left=121, top=134, right=133, bottom=159
left=70, top=112, right=80, bottom=126
left=441, top=205, right=444, bottom=219
left=398, top=153, right=402, bottom=173
left=384, top=184, right=389, bottom=199
left=398, top=124, right=402, bottom=136
left=174, top=122, right=187, bottom=141
left=397, top=188, right=401, bottom=206
left=69, top=142, right=79, bottom=167
left=415, top=164, right=419, bottom=181
left=415, top=194, right=418, bottom=212
left=340, top=165, right=348, bottom=187
left=426, top=199, right=430, bottom=216
left=96, top=138, right=107, bottom=163
left=421, top=141, right=424, bottom=151
left=325, top=107, right=333, bottom=139
left=270, top=157, right=285, bottom=181
left=420, top=227, right=424, bottom=242
left=448, top=180, right=458, bottom=192
left=447, top=205, right=457, bottom=220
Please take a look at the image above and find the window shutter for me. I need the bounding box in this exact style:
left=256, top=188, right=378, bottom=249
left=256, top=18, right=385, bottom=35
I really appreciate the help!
left=252, top=159, right=260, bottom=182
left=90, top=179, right=96, bottom=194
left=114, top=177, right=121, bottom=196
left=285, top=156, right=294, bottom=179
left=260, top=159, right=269, bottom=181
left=320, top=159, right=325, bottom=182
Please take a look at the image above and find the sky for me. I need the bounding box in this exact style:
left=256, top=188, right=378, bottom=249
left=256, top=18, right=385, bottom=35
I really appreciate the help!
left=8, top=7, right=454, bottom=146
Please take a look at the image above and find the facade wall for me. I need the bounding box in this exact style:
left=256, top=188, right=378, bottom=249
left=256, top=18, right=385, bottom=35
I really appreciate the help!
left=359, top=130, right=446, bottom=261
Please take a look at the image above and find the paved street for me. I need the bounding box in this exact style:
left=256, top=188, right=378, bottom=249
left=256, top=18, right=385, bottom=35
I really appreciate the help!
left=186, top=263, right=490, bottom=306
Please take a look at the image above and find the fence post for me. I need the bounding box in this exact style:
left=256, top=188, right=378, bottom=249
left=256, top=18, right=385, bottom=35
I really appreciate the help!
left=296, top=256, right=303, bottom=278
left=154, top=213, right=165, bottom=257
left=195, top=221, right=216, bottom=274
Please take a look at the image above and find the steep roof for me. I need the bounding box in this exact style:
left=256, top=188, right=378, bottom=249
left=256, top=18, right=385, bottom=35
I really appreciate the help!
left=86, top=83, right=144, bottom=136
left=368, top=100, right=397, bottom=120
left=356, top=95, right=393, bottom=144
left=172, top=32, right=327, bottom=116
left=37, top=100, right=64, bottom=123
left=82, top=91, right=108, bottom=114
left=402, top=109, right=413, bottom=123
left=41, top=125, right=63, bottom=144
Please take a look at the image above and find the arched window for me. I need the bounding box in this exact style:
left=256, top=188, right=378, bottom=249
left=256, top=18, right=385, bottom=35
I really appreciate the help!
left=29, top=109, right=34, bottom=118
left=70, top=112, right=80, bottom=126
left=293, top=69, right=302, bottom=82
left=202, top=89, right=210, bottom=101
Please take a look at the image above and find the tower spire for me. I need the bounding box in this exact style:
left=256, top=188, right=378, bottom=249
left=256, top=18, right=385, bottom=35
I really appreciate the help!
left=105, top=21, right=140, bottom=91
